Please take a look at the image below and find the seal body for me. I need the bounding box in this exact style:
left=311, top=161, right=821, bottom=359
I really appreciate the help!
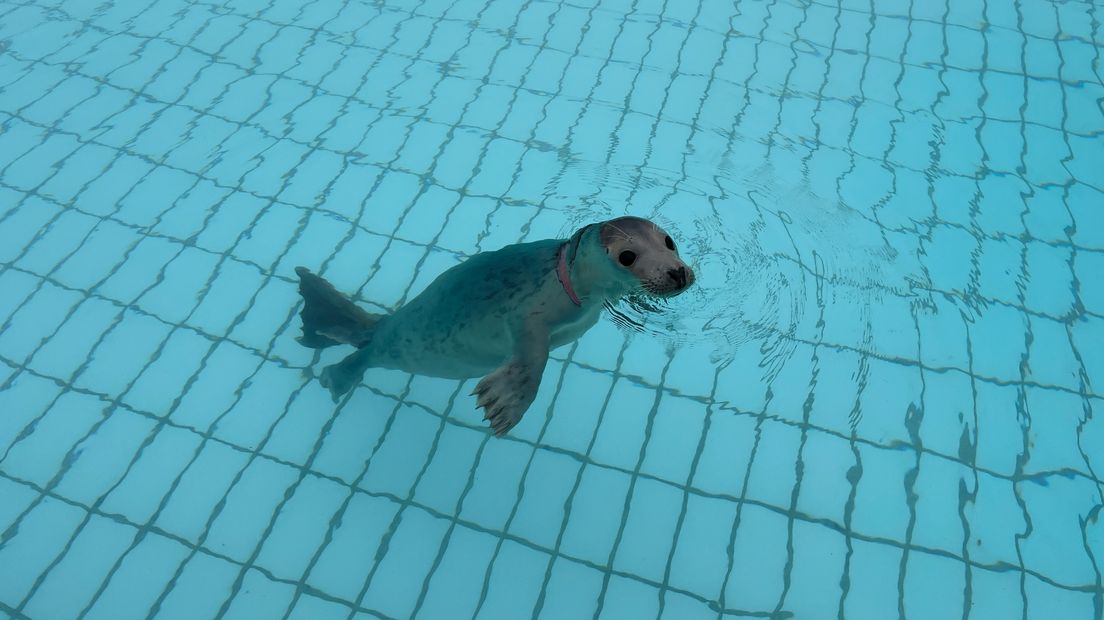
left=360, top=239, right=601, bottom=378
left=296, top=216, right=694, bottom=435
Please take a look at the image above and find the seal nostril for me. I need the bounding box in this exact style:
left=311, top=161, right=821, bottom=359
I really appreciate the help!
left=668, top=267, right=687, bottom=288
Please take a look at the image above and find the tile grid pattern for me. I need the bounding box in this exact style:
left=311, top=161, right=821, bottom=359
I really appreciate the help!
left=0, top=0, right=1102, bottom=618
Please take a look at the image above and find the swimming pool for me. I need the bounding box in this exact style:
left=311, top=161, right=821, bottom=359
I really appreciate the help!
left=1, top=0, right=1102, bottom=617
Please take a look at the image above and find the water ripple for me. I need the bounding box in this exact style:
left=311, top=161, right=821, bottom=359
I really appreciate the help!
left=546, top=157, right=916, bottom=372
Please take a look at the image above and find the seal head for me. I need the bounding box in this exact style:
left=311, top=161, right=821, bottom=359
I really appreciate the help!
left=601, top=216, right=695, bottom=296
left=561, top=216, right=695, bottom=303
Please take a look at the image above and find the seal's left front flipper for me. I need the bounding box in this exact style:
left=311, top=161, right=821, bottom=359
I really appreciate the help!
left=473, top=326, right=550, bottom=436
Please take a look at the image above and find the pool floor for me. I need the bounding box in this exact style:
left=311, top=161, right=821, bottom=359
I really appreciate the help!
left=0, top=0, right=1103, bottom=618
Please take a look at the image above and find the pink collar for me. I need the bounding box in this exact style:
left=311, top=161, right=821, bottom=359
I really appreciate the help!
left=556, top=243, right=582, bottom=306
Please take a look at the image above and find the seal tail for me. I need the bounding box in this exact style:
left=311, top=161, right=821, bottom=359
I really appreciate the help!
left=295, top=266, right=381, bottom=349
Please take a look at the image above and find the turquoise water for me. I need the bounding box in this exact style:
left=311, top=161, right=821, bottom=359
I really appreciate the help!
left=1, top=0, right=1103, bottom=618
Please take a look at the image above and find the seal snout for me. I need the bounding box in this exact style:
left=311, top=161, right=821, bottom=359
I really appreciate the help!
left=659, top=263, right=695, bottom=296
left=668, top=266, right=689, bottom=290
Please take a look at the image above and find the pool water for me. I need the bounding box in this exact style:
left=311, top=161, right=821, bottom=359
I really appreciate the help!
left=1, top=0, right=1103, bottom=618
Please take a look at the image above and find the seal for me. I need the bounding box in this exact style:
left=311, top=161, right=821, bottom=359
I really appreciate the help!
left=295, top=216, right=695, bottom=436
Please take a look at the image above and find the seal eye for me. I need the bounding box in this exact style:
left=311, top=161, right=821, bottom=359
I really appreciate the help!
left=618, top=250, right=636, bottom=267
left=664, top=235, right=675, bottom=251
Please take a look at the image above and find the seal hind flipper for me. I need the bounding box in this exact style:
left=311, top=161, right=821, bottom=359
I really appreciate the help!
left=295, top=266, right=381, bottom=349
left=319, top=348, right=371, bottom=402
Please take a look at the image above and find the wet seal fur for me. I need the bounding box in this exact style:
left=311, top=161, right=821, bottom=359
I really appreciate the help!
left=295, top=216, right=695, bottom=436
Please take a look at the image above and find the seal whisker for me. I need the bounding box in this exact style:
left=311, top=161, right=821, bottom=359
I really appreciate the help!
left=603, top=222, right=633, bottom=243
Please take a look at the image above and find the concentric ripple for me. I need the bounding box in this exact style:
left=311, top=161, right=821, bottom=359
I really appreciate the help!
left=548, top=156, right=915, bottom=375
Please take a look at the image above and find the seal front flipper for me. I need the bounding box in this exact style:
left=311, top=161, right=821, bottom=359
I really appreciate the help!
left=295, top=266, right=381, bottom=349
left=472, top=325, right=550, bottom=436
